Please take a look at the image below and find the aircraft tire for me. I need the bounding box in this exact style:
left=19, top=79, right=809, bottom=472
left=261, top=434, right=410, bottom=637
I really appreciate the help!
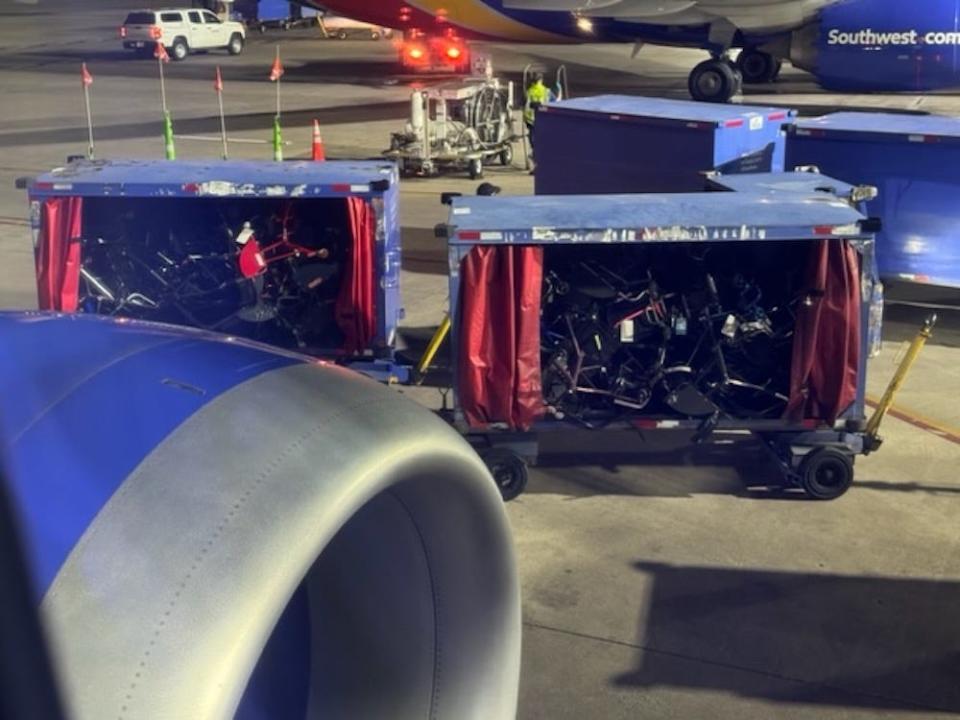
left=737, top=48, right=780, bottom=84
left=688, top=59, right=738, bottom=103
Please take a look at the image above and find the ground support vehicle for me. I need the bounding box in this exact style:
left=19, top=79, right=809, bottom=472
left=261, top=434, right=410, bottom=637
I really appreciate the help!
left=385, top=79, right=518, bottom=180
left=120, top=8, right=246, bottom=59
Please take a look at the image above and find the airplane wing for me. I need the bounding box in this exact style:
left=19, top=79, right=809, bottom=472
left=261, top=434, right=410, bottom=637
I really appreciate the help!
left=503, top=0, right=842, bottom=31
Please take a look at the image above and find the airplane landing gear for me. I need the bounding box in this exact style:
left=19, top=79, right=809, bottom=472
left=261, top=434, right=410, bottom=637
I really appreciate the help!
left=688, top=58, right=742, bottom=103
left=736, top=48, right=782, bottom=84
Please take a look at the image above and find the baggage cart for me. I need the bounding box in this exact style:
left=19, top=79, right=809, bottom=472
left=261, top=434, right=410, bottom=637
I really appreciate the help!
left=442, top=185, right=879, bottom=501
left=22, top=159, right=408, bottom=382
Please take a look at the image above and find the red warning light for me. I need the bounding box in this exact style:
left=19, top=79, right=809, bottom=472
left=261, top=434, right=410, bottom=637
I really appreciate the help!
left=408, top=46, right=425, bottom=60
left=446, top=46, right=462, bottom=60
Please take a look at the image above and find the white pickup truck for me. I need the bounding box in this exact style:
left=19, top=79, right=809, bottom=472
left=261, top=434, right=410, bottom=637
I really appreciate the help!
left=120, top=9, right=246, bottom=60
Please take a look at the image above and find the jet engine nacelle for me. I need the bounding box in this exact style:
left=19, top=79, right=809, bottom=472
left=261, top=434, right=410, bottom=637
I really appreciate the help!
left=791, top=0, right=960, bottom=91
left=0, top=313, right=520, bottom=720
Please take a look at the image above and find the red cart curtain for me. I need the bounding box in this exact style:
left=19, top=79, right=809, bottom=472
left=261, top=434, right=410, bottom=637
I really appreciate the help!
left=786, top=239, right=861, bottom=423
left=335, top=197, right=376, bottom=354
left=458, top=245, right=545, bottom=430
left=36, top=197, right=83, bottom=311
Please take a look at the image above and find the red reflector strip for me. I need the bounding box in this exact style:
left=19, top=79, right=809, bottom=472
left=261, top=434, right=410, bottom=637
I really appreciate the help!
left=813, top=225, right=835, bottom=236
left=632, top=419, right=658, bottom=429
left=724, top=119, right=744, bottom=128
left=767, top=111, right=788, bottom=121
left=801, top=419, right=820, bottom=429
left=459, top=230, right=481, bottom=240
left=330, top=183, right=351, bottom=192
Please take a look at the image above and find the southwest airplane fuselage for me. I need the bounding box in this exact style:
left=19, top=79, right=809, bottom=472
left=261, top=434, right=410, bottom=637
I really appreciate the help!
left=317, top=0, right=960, bottom=101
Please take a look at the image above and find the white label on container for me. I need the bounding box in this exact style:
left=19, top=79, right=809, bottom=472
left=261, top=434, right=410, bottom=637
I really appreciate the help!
left=749, top=116, right=764, bottom=131
left=452, top=207, right=471, bottom=215
left=619, top=319, right=635, bottom=343
left=480, top=232, right=502, bottom=241
left=350, top=184, right=369, bottom=192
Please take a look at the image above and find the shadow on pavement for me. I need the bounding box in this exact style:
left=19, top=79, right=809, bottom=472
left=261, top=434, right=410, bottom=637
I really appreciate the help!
left=615, top=561, right=960, bottom=713
left=525, top=430, right=786, bottom=499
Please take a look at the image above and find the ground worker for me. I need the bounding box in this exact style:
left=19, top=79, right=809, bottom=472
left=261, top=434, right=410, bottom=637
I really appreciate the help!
left=524, top=72, right=554, bottom=158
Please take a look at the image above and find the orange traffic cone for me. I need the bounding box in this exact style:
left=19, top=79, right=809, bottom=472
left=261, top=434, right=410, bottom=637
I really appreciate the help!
left=311, top=120, right=325, bottom=161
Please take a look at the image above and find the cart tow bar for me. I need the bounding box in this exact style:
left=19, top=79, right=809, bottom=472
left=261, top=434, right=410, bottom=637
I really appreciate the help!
left=863, top=313, right=937, bottom=454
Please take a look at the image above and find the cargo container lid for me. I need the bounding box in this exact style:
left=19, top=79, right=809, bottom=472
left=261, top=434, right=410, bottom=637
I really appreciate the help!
left=789, top=112, right=960, bottom=144
left=28, top=159, right=396, bottom=198
left=540, top=95, right=796, bottom=129
left=707, top=171, right=858, bottom=198
left=448, top=191, right=868, bottom=244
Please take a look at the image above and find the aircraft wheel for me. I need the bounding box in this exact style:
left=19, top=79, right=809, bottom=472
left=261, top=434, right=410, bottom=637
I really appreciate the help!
left=737, top=48, right=780, bottom=84
left=688, top=59, right=739, bottom=103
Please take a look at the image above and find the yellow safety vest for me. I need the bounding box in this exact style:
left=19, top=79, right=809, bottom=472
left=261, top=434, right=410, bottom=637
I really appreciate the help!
left=524, top=81, right=550, bottom=124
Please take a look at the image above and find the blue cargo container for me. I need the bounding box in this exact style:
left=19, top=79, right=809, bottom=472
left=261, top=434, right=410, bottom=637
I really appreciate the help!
left=533, top=96, right=796, bottom=195
left=25, top=159, right=407, bottom=382
left=785, top=112, right=960, bottom=288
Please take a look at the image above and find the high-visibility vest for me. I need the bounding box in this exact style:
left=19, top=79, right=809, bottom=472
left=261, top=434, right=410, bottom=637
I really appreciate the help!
left=524, top=81, right=550, bottom=124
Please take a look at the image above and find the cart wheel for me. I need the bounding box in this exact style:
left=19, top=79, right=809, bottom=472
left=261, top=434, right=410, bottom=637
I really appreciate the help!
left=799, top=448, right=854, bottom=500
left=337, top=30, right=348, bottom=40
left=468, top=158, right=484, bottom=180
left=480, top=449, right=528, bottom=502
left=499, top=144, right=513, bottom=166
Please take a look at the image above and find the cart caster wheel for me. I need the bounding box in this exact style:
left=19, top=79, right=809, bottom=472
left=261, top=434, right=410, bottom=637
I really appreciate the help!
left=499, top=144, right=513, bottom=166
left=799, top=448, right=854, bottom=500
left=468, top=158, right=484, bottom=180
left=480, top=449, right=528, bottom=502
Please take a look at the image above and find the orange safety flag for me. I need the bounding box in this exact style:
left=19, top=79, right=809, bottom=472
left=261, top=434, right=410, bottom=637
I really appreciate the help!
left=81, top=62, right=93, bottom=87
left=269, top=53, right=284, bottom=81
left=154, top=41, right=170, bottom=63
left=214, top=65, right=223, bottom=92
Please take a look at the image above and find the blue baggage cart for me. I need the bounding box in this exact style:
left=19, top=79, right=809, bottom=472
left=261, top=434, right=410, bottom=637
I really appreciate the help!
left=443, top=186, right=876, bottom=500
left=23, top=159, right=407, bottom=382
left=785, top=112, right=960, bottom=288
left=533, top=95, right=796, bottom=195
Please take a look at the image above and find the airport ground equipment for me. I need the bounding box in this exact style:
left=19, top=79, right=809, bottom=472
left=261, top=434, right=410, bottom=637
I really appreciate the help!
left=786, top=112, right=960, bottom=288
left=0, top=312, right=520, bottom=720
left=534, top=96, right=796, bottom=195
left=385, top=78, right=518, bottom=180
left=441, top=186, right=886, bottom=501
left=22, top=159, right=407, bottom=382
left=398, top=28, right=471, bottom=73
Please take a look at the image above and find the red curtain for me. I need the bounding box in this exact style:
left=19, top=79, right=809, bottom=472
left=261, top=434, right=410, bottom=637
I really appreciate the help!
left=335, top=197, right=376, bottom=354
left=36, top=197, right=83, bottom=311
left=786, top=240, right=861, bottom=423
left=458, top=245, right=545, bottom=430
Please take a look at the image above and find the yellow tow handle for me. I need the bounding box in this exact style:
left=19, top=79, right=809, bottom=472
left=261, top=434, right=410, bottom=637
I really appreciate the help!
left=416, top=314, right=451, bottom=383
left=865, top=313, right=936, bottom=450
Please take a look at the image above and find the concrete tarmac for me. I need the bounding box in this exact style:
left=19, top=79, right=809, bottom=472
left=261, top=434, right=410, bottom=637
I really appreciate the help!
left=1, top=2, right=959, bottom=718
